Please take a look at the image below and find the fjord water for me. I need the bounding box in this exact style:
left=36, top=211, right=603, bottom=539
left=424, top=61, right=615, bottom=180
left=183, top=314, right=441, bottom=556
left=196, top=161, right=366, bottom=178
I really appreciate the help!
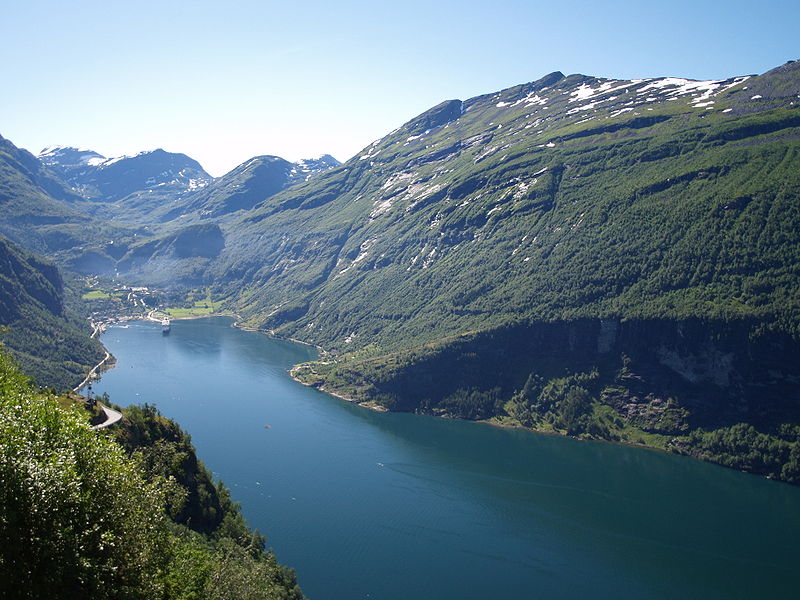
left=93, top=318, right=800, bottom=599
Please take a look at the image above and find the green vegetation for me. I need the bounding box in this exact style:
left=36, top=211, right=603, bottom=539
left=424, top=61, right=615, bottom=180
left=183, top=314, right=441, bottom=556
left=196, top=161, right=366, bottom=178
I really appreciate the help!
left=165, top=306, right=215, bottom=317
left=294, top=317, right=800, bottom=483
left=0, top=351, right=304, bottom=599
left=187, top=287, right=225, bottom=312
left=678, top=424, right=800, bottom=483
left=0, top=234, right=105, bottom=389
left=81, top=289, right=111, bottom=300
left=207, top=63, right=800, bottom=482
left=206, top=63, right=800, bottom=358
left=165, top=289, right=224, bottom=317
left=153, top=288, right=226, bottom=318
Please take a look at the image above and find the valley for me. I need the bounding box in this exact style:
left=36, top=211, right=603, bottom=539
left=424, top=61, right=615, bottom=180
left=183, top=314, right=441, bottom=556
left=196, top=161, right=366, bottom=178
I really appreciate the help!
left=1, top=60, right=799, bottom=484
left=3, top=2, right=799, bottom=597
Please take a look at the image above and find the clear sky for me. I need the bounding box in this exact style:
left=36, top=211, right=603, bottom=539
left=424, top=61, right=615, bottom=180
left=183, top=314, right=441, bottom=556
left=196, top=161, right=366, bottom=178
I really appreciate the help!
left=1, top=0, right=797, bottom=176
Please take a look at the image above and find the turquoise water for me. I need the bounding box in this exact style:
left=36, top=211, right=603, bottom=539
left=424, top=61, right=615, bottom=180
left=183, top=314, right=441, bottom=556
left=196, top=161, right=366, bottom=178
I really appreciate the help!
left=92, top=317, right=800, bottom=599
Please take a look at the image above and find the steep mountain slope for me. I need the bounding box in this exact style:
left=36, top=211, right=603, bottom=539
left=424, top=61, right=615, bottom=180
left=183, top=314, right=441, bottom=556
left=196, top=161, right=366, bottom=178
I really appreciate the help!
left=0, top=234, right=104, bottom=389
left=0, top=135, right=94, bottom=252
left=116, top=223, right=226, bottom=285
left=213, top=60, right=800, bottom=349
left=202, top=60, right=800, bottom=480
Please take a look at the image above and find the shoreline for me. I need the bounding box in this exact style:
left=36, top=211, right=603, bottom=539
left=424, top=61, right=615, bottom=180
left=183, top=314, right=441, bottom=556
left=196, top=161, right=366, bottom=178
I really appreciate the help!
left=80, top=313, right=675, bottom=454
left=81, top=311, right=777, bottom=483
left=76, top=310, right=239, bottom=391
left=289, top=366, right=389, bottom=412
left=81, top=310, right=324, bottom=391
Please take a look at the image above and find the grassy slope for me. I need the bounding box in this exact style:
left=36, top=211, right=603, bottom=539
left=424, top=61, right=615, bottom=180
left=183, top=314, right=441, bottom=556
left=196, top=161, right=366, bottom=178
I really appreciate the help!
left=211, top=62, right=800, bottom=352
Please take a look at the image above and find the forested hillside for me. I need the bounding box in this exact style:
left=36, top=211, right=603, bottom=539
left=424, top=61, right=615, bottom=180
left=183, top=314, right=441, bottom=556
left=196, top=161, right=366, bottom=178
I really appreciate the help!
left=211, top=61, right=800, bottom=351
left=0, top=234, right=104, bottom=389
left=0, top=351, right=304, bottom=599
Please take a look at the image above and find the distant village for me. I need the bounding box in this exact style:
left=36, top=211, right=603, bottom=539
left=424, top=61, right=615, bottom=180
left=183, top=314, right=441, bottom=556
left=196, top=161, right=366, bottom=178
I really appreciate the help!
left=81, top=278, right=222, bottom=334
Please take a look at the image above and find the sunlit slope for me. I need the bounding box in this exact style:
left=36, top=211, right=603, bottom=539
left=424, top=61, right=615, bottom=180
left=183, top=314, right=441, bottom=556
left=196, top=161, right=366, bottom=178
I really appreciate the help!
left=211, top=60, right=800, bottom=353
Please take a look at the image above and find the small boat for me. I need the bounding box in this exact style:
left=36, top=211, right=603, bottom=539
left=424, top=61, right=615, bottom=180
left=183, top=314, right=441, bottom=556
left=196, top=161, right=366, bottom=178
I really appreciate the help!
left=161, top=318, right=171, bottom=333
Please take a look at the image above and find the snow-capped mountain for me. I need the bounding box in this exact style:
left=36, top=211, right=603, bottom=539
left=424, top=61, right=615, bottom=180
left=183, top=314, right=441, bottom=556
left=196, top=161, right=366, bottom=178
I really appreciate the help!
left=38, top=147, right=214, bottom=205
left=288, top=154, right=341, bottom=185
left=37, top=146, right=339, bottom=223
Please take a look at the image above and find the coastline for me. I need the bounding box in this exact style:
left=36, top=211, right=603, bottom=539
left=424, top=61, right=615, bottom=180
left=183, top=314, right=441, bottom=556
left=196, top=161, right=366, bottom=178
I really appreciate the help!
left=288, top=365, right=389, bottom=412
left=81, top=311, right=776, bottom=482
left=79, top=313, right=673, bottom=452
left=82, top=310, right=323, bottom=390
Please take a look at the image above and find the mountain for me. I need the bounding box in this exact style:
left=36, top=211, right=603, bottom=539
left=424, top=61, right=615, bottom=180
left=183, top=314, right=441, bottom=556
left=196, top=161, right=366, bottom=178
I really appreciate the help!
left=0, top=138, right=339, bottom=283
left=38, top=147, right=214, bottom=223
left=157, top=154, right=341, bottom=223
left=213, top=60, right=800, bottom=349
left=288, top=154, right=341, bottom=184
left=200, top=60, right=800, bottom=481
left=115, top=223, right=226, bottom=285
left=37, top=145, right=107, bottom=180
left=0, top=135, right=143, bottom=275
left=0, top=233, right=105, bottom=389
left=0, top=135, right=93, bottom=252
left=38, top=146, right=339, bottom=227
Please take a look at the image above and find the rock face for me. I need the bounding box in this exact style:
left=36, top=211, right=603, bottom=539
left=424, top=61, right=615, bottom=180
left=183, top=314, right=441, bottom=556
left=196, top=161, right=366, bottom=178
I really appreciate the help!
left=116, top=224, right=226, bottom=285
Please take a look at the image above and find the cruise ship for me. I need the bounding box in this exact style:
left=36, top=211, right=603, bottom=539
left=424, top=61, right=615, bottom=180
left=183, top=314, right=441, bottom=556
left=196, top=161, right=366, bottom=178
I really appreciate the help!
left=161, top=318, right=171, bottom=333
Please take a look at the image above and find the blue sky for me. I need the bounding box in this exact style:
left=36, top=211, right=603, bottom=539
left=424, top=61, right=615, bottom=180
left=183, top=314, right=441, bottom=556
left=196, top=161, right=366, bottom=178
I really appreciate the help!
left=1, top=0, right=797, bottom=176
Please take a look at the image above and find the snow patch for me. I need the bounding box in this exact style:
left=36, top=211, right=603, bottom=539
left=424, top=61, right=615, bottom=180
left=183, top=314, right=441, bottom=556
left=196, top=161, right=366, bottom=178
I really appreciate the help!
left=370, top=198, right=393, bottom=219
left=609, top=107, right=635, bottom=118
left=569, top=83, right=597, bottom=102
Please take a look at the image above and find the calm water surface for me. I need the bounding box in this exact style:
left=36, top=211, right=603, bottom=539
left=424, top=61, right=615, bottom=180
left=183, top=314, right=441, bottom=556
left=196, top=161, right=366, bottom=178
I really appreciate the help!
left=92, top=318, right=800, bottom=599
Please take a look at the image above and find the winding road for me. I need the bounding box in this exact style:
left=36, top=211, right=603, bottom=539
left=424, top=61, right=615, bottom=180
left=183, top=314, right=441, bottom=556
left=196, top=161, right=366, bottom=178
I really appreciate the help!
left=92, top=403, right=123, bottom=430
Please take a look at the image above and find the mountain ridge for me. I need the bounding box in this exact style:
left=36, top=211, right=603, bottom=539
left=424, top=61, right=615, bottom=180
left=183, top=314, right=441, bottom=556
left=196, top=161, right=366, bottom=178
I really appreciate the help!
left=2, top=59, right=799, bottom=481
left=209, top=60, right=800, bottom=347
